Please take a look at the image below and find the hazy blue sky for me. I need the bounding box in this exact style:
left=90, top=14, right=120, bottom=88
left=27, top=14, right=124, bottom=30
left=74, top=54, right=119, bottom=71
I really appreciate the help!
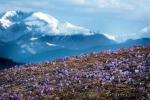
left=0, top=0, right=150, bottom=41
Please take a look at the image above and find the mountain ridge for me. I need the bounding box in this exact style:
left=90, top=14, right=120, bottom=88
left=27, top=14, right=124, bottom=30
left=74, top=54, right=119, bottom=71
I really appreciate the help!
left=0, top=11, right=93, bottom=42
left=0, top=11, right=150, bottom=64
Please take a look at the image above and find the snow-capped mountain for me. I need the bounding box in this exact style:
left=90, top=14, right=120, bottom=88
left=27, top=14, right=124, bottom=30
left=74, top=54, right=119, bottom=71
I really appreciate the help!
left=0, top=11, right=116, bottom=63
left=0, top=11, right=92, bottom=42
left=0, top=11, right=149, bottom=64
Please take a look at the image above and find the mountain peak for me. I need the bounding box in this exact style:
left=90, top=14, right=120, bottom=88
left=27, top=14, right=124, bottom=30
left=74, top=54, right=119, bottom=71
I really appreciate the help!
left=32, top=12, right=58, bottom=23
left=0, top=10, right=93, bottom=37
left=0, top=17, right=12, bottom=28
left=0, top=11, right=16, bottom=28
left=30, top=12, right=59, bottom=33
left=2, top=11, right=18, bottom=19
left=0, top=11, right=31, bottom=29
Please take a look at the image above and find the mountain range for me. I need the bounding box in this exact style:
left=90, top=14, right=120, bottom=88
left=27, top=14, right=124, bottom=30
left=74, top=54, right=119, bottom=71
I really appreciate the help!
left=0, top=11, right=150, bottom=64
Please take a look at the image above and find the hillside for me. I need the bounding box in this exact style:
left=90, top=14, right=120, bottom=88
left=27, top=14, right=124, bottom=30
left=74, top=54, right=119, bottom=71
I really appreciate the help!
left=0, top=57, right=19, bottom=70
left=0, top=46, right=150, bottom=99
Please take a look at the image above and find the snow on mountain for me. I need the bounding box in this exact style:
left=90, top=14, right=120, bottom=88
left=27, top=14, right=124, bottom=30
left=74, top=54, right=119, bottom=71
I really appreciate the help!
left=0, top=11, right=92, bottom=42
left=0, top=11, right=14, bottom=28
left=0, top=18, right=12, bottom=28
left=25, top=12, right=59, bottom=34
left=0, top=11, right=31, bottom=29
left=25, top=11, right=92, bottom=35
left=30, top=37, right=38, bottom=41
left=0, top=11, right=117, bottom=63
left=46, top=42, right=57, bottom=47
left=58, top=22, right=92, bottom=35
left=103, top=33, right=116, bottom=41
left=2, top=11, right=18, bottom=19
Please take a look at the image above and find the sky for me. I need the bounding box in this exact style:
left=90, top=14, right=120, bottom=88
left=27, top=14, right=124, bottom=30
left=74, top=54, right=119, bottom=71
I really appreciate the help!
left=0, top=0, right=150, bottom=42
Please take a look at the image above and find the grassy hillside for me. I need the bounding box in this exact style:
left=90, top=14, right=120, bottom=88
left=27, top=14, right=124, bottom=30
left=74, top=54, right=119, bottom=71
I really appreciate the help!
left=0, top=46, right=150, bottom=99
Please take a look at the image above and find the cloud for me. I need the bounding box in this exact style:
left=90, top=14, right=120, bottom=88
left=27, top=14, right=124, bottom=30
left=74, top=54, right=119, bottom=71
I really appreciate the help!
left=141, top=26, right=150, bottom=34
left=0, top=0, right=150, bottom=15
left=0, top=0, right=150, bottom=36
left=103, top=26, right=150, bottom=43
left=59, top=0, right=135, bottom=12
left=102, top=33, right=137, bottom=43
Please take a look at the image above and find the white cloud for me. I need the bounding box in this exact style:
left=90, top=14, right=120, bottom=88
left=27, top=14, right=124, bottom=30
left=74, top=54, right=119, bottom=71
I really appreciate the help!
left=0, top=0, right=150, bottom=36
left=1, top=0, right=150, bottom=16
left=62, top=0, right=135, bottom=12
left=102, top=33, right=138, bottom=43
left=141, top=26, right=150, bottom=34
left=103, top=26, right=150, bottom=43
